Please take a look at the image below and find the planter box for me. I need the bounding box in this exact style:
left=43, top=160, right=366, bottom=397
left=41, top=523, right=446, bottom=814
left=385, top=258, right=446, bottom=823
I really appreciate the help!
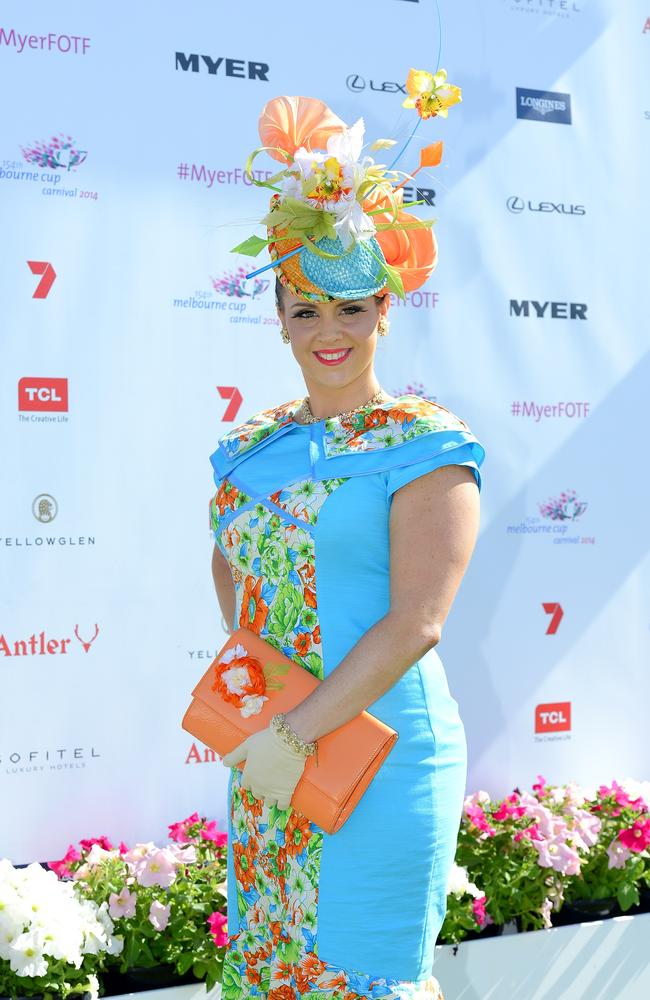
left=97, top=915, right=650, bottom=1000
left=433, top=911, right=650, bottom=998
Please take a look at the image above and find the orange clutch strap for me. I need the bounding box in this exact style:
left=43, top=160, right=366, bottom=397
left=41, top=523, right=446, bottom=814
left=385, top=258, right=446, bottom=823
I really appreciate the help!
left=181, top=627, right=398, bottom=834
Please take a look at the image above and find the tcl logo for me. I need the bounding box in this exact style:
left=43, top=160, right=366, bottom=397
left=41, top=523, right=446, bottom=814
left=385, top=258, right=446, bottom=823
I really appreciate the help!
left=535, top=702, right=571, bottom=733
left=18, top=378, right=68, bottom=412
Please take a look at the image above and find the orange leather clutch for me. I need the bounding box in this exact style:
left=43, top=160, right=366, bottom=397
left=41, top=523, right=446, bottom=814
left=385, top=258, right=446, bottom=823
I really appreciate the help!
left=181, top=626, right=398, bottom=834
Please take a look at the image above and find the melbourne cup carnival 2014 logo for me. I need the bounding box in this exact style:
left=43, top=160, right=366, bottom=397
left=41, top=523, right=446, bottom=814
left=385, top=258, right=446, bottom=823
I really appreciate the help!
left=211, top=268, right=269, bottom=300
left=19, top=133, right=87, bottom=171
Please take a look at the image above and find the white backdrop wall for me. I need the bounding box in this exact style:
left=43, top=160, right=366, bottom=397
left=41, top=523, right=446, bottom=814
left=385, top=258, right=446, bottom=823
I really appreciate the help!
left=1, top=0, right=648, bottom=864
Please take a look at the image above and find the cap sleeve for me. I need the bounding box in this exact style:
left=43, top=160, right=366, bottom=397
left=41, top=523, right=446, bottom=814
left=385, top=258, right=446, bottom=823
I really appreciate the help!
left=386, top=439, right=484, bottom=499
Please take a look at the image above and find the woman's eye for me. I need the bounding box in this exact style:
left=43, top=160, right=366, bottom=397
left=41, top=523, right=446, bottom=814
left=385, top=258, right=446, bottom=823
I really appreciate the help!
left=293, top=310, right=317, bottom=319
left=342, top=306, right=364, bottom=315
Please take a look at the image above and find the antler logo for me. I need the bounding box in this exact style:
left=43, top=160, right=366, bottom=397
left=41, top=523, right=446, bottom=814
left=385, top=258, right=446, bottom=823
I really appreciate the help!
left=74, top=624, right=99, bottom=652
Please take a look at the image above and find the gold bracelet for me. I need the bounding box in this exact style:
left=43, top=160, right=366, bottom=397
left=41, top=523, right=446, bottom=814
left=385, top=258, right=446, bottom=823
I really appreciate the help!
left=271, top=713, right=318, bottom=764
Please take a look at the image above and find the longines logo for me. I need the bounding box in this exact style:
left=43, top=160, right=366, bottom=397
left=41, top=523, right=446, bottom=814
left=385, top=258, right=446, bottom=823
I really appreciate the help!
left=509, top=299, right=587, bottom=319
left=0, top=625, right=100, bottom=657
left=175, top=52, right=269, bottom=80
left=535, top=702, right=571, bottom=741
left=2, top=746, right=101, bottom=776
left=507, top=196, right=585, bottom=216
left=516, top=87, right=572, bottom=124
left=346, top=74, right=406, bottom=94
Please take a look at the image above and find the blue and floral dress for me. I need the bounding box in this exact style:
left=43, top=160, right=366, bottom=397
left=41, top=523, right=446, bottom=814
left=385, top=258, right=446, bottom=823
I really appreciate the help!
left=208, top=394, right=485, bottom=1000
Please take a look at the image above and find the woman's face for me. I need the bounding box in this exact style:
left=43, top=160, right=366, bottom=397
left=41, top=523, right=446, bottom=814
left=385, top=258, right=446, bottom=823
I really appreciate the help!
left=277, top=289, right=389, bottom=390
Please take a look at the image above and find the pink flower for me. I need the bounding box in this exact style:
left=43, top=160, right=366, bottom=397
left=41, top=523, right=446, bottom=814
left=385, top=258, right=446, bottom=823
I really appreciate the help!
left=471, top=895, right=489, bottom=928
left=149, top=900, right=171, bottom=931
left=514, top=822, right=542, bottom=843
left=136, top=848, right=178, bottom=887
left=207, top=911, right=228, bottom=947
left=200, top=821, right=228, bottom=848
left=619, top=818, right=650, bottom=853
left=169, top=812, right=201, bottom=843
left=492, top=793, right=527, bottom=821
left=532, top=774, right=547, bottom=797
left=47, top=844, right=81, bottom=878
left=80, top=836, right=114, bottom=852
left=109, top=887, right=137, bottom=919
left=167, top=843, right=198, bottom=864
left=607, top=837, right=632, bottom=870
left=464, top=804, right=497, bottom=838
left=533, top=835, right=581, bottom=875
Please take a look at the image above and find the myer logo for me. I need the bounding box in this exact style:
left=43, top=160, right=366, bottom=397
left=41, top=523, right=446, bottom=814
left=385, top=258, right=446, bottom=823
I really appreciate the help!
left=535, top=702, right=571, bottom=733
left=18, top=378, right=68, bottom=411
left=507, top=196, right=585, bottom=216
left=175, top=52, right=269, bottom=80
left=516, top=87, right=572, bottom=124
left=510, top=300, right=587, bottom=319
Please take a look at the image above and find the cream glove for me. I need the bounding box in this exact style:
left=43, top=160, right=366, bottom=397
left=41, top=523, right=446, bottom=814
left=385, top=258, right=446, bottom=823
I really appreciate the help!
left=222, top=725, right=309, bottom=810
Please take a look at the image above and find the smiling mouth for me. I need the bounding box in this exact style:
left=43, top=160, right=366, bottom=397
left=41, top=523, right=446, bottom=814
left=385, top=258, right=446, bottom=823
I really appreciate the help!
left=313, top=348, right=353, bottom=365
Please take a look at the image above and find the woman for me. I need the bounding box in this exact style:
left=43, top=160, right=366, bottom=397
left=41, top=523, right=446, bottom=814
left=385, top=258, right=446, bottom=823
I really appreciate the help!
left=208, top=87, right=485, bottom=1000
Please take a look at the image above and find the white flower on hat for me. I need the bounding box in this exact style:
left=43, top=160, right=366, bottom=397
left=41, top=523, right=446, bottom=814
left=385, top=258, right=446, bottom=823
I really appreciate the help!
left=284, top=118, right=377, bottom=248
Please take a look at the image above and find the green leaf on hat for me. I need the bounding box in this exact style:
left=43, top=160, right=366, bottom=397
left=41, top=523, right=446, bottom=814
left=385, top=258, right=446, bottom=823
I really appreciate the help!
left=230, top=235, right=269, bottom=256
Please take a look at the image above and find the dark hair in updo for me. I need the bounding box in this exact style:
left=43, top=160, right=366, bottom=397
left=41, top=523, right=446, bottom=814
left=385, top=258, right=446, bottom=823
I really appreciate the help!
left=275, top=276, right=285, bottom=310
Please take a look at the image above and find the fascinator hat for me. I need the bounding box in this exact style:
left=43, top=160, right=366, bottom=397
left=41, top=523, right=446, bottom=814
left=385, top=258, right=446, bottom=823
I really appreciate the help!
left=232, top=68, right=462, bottom=302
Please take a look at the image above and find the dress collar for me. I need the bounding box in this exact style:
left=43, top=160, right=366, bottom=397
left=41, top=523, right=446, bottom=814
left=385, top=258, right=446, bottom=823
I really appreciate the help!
left=217, top=394, right=470, bottom=463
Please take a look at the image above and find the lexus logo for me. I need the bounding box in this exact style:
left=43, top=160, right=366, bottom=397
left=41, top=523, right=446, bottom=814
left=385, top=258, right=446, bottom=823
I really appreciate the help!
left=507, top=196, right=585, bottom=216
left=507, top=196, right=525, bottom=214
left=346, top=74, right=406, bottom=94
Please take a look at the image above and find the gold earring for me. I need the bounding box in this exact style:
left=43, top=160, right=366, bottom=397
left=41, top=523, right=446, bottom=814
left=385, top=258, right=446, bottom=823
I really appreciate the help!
left=280, top=326, right=290, bottom=344
left=377, top=316, right=389, bottom=336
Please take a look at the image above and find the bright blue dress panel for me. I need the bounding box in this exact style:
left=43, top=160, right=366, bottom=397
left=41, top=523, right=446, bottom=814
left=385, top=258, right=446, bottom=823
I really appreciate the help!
left=210, top=417, right=481, bottom=980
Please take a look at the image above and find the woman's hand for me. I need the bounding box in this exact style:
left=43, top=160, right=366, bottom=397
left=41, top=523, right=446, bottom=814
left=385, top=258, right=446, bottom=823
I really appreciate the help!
left=222, top=725, right=308, bottom=810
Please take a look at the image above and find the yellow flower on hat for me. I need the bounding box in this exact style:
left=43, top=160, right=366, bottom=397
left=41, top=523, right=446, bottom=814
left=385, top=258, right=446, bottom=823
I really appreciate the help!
left=402, top=68, right=462, bottom=119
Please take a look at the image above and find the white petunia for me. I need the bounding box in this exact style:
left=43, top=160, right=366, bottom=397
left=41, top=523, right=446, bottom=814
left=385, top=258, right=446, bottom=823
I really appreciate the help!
left=447, top=862, right=483, bottom=899
left=8, top=928, right=49, bottom=977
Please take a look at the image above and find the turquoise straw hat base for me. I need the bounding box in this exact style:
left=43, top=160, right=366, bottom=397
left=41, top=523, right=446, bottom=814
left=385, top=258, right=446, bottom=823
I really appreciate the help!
left=301, top=236, right=388, bottom=300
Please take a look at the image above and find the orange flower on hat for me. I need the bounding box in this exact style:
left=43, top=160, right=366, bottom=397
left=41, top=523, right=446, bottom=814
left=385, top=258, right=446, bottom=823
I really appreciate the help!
left=364, top=189, right=438, bottom=293
left=259, top=96, right=346, bottom=162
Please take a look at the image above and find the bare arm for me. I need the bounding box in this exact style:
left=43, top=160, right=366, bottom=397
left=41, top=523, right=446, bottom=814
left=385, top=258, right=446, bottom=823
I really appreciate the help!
left=211, top=543, right=235, bottom=633
left=284, top=464, right=481, bottom=744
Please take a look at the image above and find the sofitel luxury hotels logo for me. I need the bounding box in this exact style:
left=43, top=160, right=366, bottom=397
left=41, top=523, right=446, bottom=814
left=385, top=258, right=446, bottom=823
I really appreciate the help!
left=2, top=746, right=100, bottom=775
